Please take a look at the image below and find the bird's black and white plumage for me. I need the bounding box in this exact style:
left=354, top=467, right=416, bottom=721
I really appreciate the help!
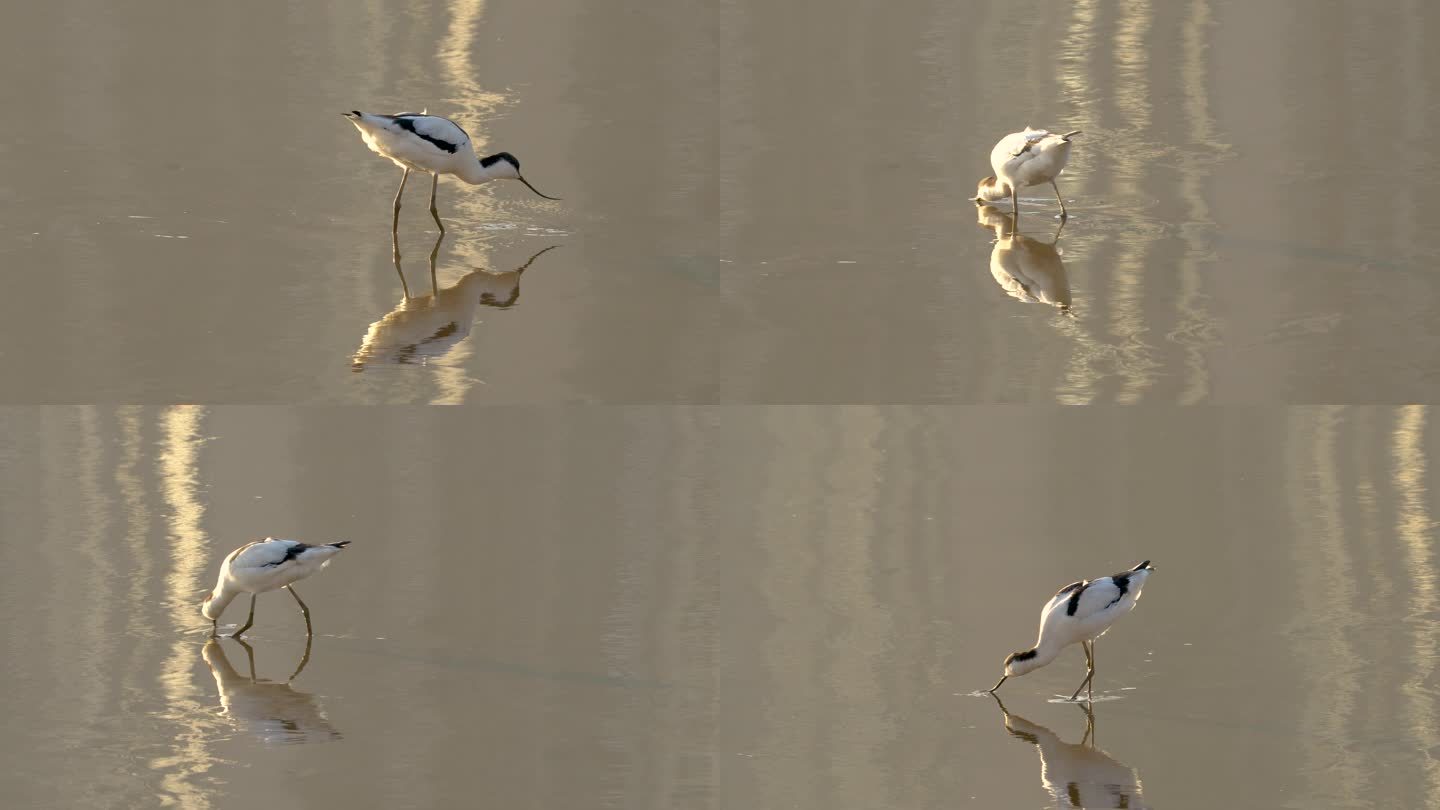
left=974, top=126, right=1082, bottom=226
left=347, top=112, right=479, bottom=175
left=202, top=538, right=351, bottom=638
left=990, top=561, right=1154, bottom=700
left=343, top=110, right=559, bottom=235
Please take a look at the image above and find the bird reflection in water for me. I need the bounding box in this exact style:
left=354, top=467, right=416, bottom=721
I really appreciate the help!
left=990, top=693, right=1149, bottom=809
left=202, top=636, right=341, bottom=744
left=976, top=203, right=1072, bottom=314
left=352, top=232, right=560, bottom=370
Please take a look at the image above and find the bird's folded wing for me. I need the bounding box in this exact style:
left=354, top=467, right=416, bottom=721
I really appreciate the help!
left=391, top=114, right=470, bottom=151
left=1042, top=580, right=1087, bottom=617
left=1070, top=577, right=1127, bottom=617
left=230, top=538, right=305, bottom=570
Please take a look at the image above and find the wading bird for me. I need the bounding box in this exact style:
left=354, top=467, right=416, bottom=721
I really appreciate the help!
left=989, top=560, right=1154, bottom=701
left=343, top=110, right=559, bottom=236
left=974, top=127, right=1081, bottom=228
left=203, top=538, right=352, bottom=639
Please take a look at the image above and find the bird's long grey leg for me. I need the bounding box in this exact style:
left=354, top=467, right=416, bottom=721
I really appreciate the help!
left=428, top=173, right=446, bottom=235
left=232, top=594, right=256, bottom=639
left=210, top=618, right=218, bottom=638
left=1088, top=639, right=1096, bottom=701
left=286, top=585, right=313, bottom=637
left=392, top=168, right=411, bottom=241
left=1069, top=640, right=1095, bottom=701
left=1068, top=676, right=1089, bottom=701
left=1051, top=180, right=1068, bottom=220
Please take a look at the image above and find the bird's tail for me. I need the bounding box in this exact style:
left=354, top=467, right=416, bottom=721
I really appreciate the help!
left=1131, top=559, right=1153, bottom=571
left=343, top=110, right=363, bottom=120
left=328, top=541, right=352, bottom=549
left=1061, top=130, right=1082, bottom=140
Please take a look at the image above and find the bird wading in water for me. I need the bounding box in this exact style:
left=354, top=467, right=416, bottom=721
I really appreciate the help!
left=344, top=110, right=559, bottom=238
left=203, top=538, right=352, bottom=639
left=989, top=560, right=1154, bottom=701
left=974, top=127, right=1081, bottom=229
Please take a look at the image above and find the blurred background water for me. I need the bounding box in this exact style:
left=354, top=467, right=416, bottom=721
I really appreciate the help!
left=3, top=406, right=1439, bottom=807
left=2, top=0, right=1436, bottom=404
left=3, top=1, right=1440, bottom=807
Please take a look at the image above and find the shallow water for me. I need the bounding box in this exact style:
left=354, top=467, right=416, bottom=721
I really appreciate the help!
left=4, top=406, right=1440, bottom=808
left=3, top=0, right=1438, bottom=404
left=3, top=0, right=1440, bottom=808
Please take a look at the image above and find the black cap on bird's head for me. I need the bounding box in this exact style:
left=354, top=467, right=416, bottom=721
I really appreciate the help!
left=479, top=151, right=561, bottom=201
left=989, top=647, right=1042, bottom=693
left=480, top=151, right=521, bottom=172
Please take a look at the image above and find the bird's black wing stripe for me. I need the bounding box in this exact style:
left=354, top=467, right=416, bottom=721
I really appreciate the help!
left=1065, top=581, right=1090, bottom=616
left=267, top=543, right=312, bottom=567
left=1103, top=574, right=1131, bottom=609
left=399, top=114, right=473, bottom=145
left=391, top=116, right=459, bottom=154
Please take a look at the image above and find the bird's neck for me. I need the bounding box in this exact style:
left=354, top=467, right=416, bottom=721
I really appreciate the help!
left=203, top=586, right=239, bottom=620
left=1027, top=639, right=1066, bottom=669
left=456, top=159, right=506, bottom=185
